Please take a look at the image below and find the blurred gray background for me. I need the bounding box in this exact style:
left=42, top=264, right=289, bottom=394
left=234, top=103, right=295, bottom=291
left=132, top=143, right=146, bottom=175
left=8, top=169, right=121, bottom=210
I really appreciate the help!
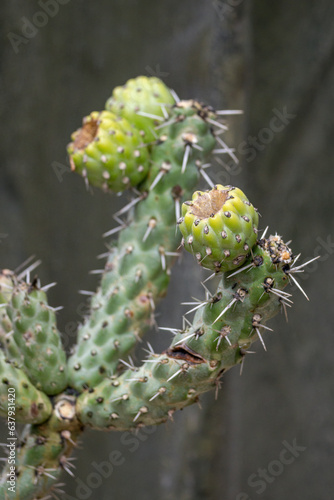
left=1, top=1, right=333, bottom=499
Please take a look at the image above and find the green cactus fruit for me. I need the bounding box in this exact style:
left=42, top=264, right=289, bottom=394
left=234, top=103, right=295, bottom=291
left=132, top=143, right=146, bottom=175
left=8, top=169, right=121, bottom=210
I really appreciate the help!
left=76, top=235, right=293, bottom=430
left=6, top=280, right=67, bottom=396
left=105, top=76, right=176, bottom=142
left=0, top=350, right=52, bottom=424
left=68, top=101, right=216, bottom=392
left=67, top=110, right=150, bottom=192
left=178, top=184, right=259, bottom=272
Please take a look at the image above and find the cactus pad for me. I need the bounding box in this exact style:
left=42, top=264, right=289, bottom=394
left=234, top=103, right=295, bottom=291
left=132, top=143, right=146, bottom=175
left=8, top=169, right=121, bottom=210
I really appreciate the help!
left=106, top=76, right=176, bottom=142
left=67, top=110, right=150, bottom=192
left=178, top=184, right=259, bottom=272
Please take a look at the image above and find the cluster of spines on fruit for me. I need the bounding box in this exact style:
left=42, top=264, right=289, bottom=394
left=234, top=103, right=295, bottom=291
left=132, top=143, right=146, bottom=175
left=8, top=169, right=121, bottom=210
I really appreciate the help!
left=0, top=76, right=317, bottom=499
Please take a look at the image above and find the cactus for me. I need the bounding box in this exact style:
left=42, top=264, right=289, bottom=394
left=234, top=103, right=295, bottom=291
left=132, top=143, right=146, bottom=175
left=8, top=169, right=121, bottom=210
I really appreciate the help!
left=0, top=76, right=317, bottom=499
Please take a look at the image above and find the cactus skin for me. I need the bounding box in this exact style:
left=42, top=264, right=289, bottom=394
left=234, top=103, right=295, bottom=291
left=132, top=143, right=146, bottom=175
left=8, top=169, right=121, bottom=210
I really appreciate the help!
left=67, top=110, right=150, bottom=192
left=178, top=184, right=259, bottom=272
left=106, top=76, right=176, bottom=142
left=67, top=100, right=216, bottom=392
left=76, top=235, right=292, bottom=430
left=0, top=350, right=52, bottom=425
left=5, top=280, right=67, bottom=396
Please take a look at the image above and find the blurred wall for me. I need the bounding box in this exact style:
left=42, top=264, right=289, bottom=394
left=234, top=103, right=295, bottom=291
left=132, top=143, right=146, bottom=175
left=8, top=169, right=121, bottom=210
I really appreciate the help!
left=0, top=1, right=333, bottom=499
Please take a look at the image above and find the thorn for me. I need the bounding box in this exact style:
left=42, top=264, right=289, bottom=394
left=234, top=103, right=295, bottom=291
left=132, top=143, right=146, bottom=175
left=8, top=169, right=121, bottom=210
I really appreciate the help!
left=136, top=111, right=164, bottom=121
left=215, top=109, right=243, bottom=115
left=182, top=300, right=208, bottom=316
left=110, top=394, right=129, bottom=403
left=113, top=196, right=144, bottom=219
left=14, top=255, right=36, bottom=274
left=133, top=406, right=148, bottom=422
left=199, top=167, right=215, bottom=188
left=202, top=272, right=217, bottom=283
left=143, top=218, right=157, bottom=242
left=174, top=198, right=180, bottom=221
left=103, top=225, right=126, bottom=238
left=174, top=332, right=196, bottom=345
left=160, top=104, right=169, bottom=119
left=240, top=357, right=245, bottom=375
left=214, top=136, right=239, bottom=163
left=181, top=144, right=192, bottom=174
left=255, top=327, right=267, bottom=351
left=212, top=298, right=237, bottom=325
left=227, top=262, right=254, bottom=278
left=167, top=364, right=187, bottom=382
left=17, top=259, right=42, bottom=282
left=78, top=290, right=95, bottom=296
left=155, top=116, right=178, bottom=130
left=288, top=273, right=309, bottom=301
left=149, top=387, right=166, bottom=401
left=89, top=269, right=104, bottom=275
left=281, top=301, right=289, bottom=322
left=158, top=326, right=181, bottom=336
left=169, top=88, right=180, bottom=103
left=269, top=288, right=294, bottom=303
left=260, top=226, right=269, bottom=240
left=41, top=282, right=57, bottom=292
left=288, top=255, right=320, bottom=273
left=206, top=117, right=228, bottom=131
left=159, top=246, right=166, bottom=271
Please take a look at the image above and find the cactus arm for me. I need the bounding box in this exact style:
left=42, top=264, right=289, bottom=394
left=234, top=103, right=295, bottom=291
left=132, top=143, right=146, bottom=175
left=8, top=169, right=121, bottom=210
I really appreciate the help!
left=0, top=395, right=82, bottom=500
left=5, top=280, right=67, bottom=396
left=76, top=235, right=294, bottom=430
left=67, top=100, right=217, bottom=392
left=0, top=350, right=52, bottom=425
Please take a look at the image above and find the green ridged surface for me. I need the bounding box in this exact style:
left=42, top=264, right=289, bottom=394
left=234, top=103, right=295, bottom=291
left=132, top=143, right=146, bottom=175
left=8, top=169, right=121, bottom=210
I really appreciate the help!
left=0, top=397, right=82, bottom=500
left=68, top=101, right=216, bottom=392
left=178, top=184, right=259, bottom=272
left=0, top=350, right=52, bottom=425
left=6, top=282, right=67, bottom=396
left=106, top=76, right=176, bottom=142
left=76, top=236, right=293, bottom=430
left=67, top=110, right=150, bottom=192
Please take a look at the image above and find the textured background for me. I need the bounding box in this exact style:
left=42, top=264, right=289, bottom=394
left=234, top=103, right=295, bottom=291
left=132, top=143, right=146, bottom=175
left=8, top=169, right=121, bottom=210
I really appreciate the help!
left=1, top=1, right=333, bottom=499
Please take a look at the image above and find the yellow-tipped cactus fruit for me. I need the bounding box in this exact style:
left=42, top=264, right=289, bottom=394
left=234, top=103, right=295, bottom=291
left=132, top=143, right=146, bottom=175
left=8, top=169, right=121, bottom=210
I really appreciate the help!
left=178, top=184, right=259, bottom=272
